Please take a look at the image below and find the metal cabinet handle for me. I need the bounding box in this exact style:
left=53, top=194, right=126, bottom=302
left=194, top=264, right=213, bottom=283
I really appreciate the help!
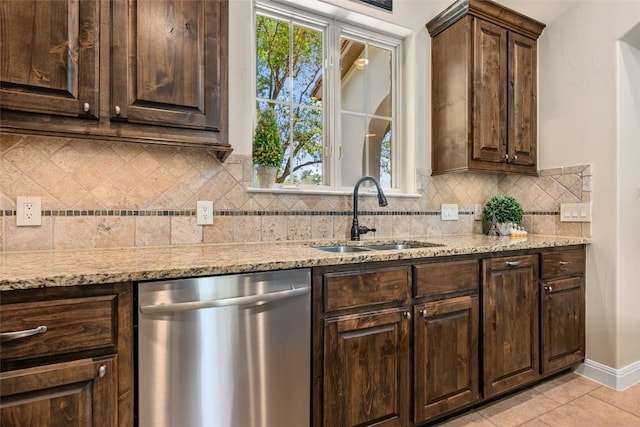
left=505, top=154, right=509, bottom=162
left=419, top=309, right=427, bottom=318
left=513, top=155, right=518, bottom=161
left=0, top=325, right=47, bottom=343
left=98, top=364, right=107, bottom=378
left=83, top=102, right=90, bottom=112
left=544, top=285, right=553, bottom=293
left=114, top=106, right=121, bottom=115
left=559, top=261, right=571, bottom=266
left=506, top=261, right=522, bottom=267
left=403, top=311, right=412, bottom=320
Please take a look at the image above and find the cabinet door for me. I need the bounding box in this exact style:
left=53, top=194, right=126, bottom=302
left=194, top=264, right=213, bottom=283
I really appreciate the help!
left=323, top=308, right=410, bottom=427
left=0, top=357, right=117, bottom=427
left=541, top=277, right=585, bottom=373
left=472, top=19, right=507, bottom=164
left=483, top=255, right=539, bottom=397
left=508, top=32, right=537, bottom=166
left=111, top=0, right=226, bottom=131
left=0, top=0, right=99, bottom=118
left=414, top=296, right=479, bottom=423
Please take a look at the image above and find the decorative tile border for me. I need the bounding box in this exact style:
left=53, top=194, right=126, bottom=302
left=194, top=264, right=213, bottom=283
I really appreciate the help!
left=1, top=209, right=560, bottom=217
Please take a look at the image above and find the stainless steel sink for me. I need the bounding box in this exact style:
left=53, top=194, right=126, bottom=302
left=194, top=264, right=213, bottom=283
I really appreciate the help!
left=314, top=245, right=374, bottom=253
left=365, top=244, right=422, bottom=250
left=313, top=241, right=443, bottom=253
left=365, top=242, right=443, bottom=250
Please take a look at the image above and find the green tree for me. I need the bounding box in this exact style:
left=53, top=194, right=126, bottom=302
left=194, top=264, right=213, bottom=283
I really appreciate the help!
left=256, top=15, right=323, bottom=184
left=253, top=107, right=284, bottom=168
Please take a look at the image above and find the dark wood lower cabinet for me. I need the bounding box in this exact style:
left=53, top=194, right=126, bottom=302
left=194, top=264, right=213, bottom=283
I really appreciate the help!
left=323, top=308, right=411, bottom=427
left=482, top=255, right=540, bottom=398
left=0, top=283, right=132, bottom=427
left=314, top=247, right=585, bottom=426
left=414, top=295, right=479, bottom=423
left=0, top=357, right=117, bottom=427
left=541, top=276, right=585, bottom=373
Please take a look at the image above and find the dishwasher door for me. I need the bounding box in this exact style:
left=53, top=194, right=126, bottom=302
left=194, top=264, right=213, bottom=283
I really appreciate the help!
left=137, top=269, right=311, bottom=427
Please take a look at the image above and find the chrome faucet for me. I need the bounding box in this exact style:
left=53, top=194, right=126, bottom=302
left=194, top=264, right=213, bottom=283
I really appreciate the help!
left=351, top=176, right=388, bottom=241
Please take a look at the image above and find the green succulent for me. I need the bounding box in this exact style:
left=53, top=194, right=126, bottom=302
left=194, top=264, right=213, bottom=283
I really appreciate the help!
left=252, top=107, right=284, bottom=168
left=482, top=195, right=523, bottom=224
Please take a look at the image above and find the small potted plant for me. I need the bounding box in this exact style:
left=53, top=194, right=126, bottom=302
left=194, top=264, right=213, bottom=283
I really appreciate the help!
left=252, top=107, right=284, bottom=188
left=482, top=195, right=523, bottom=236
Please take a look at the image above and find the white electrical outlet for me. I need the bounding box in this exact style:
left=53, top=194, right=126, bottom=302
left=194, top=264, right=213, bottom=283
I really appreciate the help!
left=17, top=196, right=42, bottom=226
left=197, top=201, right=214, bottom=225
left=441, top=203, right=459, bottom=221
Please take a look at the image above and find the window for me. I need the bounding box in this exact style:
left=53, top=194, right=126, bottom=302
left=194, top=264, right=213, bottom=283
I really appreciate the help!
left=255, top=2, right=402, bottom=191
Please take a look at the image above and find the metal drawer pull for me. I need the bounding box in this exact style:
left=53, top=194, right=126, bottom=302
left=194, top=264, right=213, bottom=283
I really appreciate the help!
left=419, top=309, right=428, bottom=318
left=98, top=365, right=107, bottom=378
left=139, top=286, right=310, bottom=315
left=0, top=325, right=48, bottom=343
left=544, top=285, right=554, bottom=293
left=506, top=261, right=522, bottom=267
left=403, top=311, right=412, bottom=320
left=559, top=261, right=571, bottom=266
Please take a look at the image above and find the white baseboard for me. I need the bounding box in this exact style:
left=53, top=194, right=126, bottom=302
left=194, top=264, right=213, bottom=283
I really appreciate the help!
left=576, top=359, right=640, bottom=390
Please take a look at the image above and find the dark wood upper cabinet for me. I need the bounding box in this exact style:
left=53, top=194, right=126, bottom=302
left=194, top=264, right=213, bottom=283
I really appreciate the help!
left=427, top=0, right=545, bottom=175
left=0, top=0, right=100, bottom=118
left=111, top=0, right=225, bottom=132
left=0, top=0, right=231, bottom=161
left=508, top=32, right=537, bottom=167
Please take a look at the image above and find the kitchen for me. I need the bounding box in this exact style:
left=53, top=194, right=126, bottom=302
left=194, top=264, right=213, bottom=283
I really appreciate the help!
left=1, top=0, right=639, bottom=426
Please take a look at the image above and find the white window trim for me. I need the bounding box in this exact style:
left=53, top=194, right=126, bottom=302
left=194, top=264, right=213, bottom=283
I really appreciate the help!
left=250, top=0, right=416, bottom=196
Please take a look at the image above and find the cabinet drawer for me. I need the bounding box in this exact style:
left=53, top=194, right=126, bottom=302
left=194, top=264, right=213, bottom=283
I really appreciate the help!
left=0, top=295, right=118, bottom=362
left=414, top=259, right=478, bottom=298
left=323, top=267, right=410, bottom=312
left=541, top=249, right=585, bottom=278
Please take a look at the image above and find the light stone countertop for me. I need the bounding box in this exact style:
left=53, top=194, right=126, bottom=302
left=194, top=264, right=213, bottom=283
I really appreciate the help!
left=0, top=234, right=590, bottom=291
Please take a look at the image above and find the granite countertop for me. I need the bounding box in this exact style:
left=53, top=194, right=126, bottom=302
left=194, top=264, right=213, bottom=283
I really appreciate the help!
left=0, top=234, right=590, bottom=290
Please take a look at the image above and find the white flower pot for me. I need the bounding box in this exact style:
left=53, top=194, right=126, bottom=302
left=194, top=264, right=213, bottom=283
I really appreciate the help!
left=256, top=166, right=278, bottom=188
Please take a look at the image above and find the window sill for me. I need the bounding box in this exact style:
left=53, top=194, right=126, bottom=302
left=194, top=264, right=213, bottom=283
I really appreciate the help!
left=246, top=185, right=421, bottom=198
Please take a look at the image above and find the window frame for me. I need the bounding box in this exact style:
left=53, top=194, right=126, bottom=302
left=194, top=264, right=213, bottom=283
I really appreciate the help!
left=253, top=0, right=408, bottom=195
left=333, top=23, right=401, bottom=191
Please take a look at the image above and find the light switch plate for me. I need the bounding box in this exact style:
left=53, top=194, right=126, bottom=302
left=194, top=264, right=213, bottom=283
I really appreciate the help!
left=474, top=204, right=483, bottom=221
left=441, top=204, right=459, bottom=221
left=560, top=203, right=591, bottom=222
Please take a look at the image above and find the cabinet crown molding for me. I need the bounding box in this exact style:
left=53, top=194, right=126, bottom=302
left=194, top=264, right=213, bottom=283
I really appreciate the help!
left=426, top=0, right=546, bottom=39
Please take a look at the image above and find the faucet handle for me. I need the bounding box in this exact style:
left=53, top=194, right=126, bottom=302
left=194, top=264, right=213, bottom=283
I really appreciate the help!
left=359, top=225, right=376, bottom=234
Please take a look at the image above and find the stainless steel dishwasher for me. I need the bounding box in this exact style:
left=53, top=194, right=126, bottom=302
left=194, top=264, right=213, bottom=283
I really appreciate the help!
left=136, top=269, right=311, bottom=427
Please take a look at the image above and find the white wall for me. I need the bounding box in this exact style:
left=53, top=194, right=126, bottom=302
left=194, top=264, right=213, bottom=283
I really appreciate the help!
left=617, top=34, right=640, bottom=369
left=536, top=1, right=640, bottom=371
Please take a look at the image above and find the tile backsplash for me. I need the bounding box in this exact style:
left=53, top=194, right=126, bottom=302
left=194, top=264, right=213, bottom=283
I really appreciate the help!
left=0, top=134, right=591, bottom=251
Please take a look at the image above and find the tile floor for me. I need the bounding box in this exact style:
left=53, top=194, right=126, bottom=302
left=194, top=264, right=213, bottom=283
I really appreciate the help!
left=436, top=373, right=640, bottom=426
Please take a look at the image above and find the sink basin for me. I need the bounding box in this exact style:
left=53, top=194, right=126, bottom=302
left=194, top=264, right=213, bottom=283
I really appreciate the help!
left=315, top=245, right=374, bottom=253
left=313, top=241, right=443, bottom=253
left=365, top=242, right=442, bottom=250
